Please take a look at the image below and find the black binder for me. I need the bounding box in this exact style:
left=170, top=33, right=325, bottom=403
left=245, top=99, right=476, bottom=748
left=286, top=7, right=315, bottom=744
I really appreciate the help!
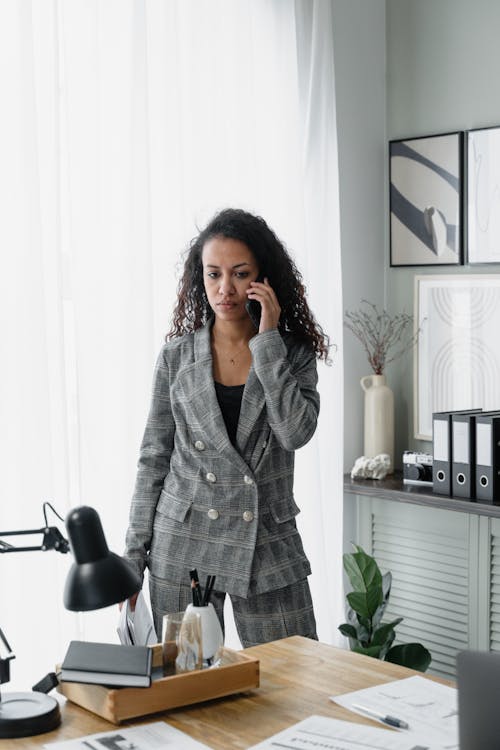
left=452, top=411, right=487, bottom=499
left=432, top=410, right=481, bottom=496
left=476, top=413, right=500, bottom=504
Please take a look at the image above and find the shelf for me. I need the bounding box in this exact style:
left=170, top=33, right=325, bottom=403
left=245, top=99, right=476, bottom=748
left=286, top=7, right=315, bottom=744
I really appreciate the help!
left=344, top=471, right=500, bottom=518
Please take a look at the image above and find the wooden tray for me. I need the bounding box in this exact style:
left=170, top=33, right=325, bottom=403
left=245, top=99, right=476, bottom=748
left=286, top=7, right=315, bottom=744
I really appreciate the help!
left=57, top=644, right=259, bottom=724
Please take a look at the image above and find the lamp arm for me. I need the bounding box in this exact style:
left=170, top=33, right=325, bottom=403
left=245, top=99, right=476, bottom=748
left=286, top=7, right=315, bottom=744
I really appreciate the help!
left=0, top=628, right=15, bottom=687
left=0, top=527, right=69, bottom=554
left=0, top=504, right=141, bottom=738
left=0, top=526, right=69, bottom=692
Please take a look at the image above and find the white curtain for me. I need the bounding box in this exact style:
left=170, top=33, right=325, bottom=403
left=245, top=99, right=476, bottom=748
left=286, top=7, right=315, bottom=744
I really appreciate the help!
left=0, top=0, right=343, bottom=691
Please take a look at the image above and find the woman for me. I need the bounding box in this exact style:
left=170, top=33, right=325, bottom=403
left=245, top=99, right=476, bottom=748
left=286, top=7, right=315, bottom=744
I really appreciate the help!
left=124, top=208, right=329, bottom=645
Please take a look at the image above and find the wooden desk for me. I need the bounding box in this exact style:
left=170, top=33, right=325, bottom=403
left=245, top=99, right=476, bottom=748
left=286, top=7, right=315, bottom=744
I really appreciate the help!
left=6, top=637, right=452, bottom=750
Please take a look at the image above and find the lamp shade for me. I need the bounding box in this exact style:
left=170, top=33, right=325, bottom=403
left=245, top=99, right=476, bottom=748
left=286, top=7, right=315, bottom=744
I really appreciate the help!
left=63, top=506, right=141, bottom=611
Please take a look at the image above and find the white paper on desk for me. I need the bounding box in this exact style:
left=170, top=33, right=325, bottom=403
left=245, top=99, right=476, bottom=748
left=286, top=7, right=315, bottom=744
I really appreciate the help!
left=332, top=675, right=458, bottom=750
left=43, top=720, right=212, bottom=749
left=117, top=591, right=157, bottom=646
left=247, top=714, right=433, bottom=750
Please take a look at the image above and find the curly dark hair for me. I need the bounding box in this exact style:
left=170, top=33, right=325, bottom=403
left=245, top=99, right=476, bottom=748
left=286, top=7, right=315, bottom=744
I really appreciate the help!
left=168, top=208, right=330, bottom=360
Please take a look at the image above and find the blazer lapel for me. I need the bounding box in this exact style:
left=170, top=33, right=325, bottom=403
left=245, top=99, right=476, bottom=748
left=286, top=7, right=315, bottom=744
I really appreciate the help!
left=236, top=364, right=266, bottom=456
left=189, top=323, right=253, bottom=475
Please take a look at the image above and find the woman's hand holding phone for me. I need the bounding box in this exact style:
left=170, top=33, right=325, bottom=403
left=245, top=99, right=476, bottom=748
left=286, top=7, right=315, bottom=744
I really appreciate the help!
left=246, top=277, right=281, bottom=333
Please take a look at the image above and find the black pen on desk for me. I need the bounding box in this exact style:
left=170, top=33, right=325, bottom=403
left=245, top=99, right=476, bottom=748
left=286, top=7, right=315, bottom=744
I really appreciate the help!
left=352, top=703, right=410, bottom=730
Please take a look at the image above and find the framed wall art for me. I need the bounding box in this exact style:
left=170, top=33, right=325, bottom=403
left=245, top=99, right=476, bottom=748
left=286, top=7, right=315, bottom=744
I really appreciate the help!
left=414, top=274, right=500, bottom=439
left=390, top=132, right=463, bottom=267
left=468, top=125, right=500, bottom=264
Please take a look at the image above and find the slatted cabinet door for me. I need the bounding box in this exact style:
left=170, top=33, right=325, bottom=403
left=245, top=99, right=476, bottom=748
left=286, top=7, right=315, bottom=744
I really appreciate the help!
left=356, top=496, right=476, bottom=680
left=489, top=517, right=500, bottom=652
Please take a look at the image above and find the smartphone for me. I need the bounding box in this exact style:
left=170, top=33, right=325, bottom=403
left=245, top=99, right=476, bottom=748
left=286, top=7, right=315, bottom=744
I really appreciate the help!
left=245, top=275, right=264, bottom=329
left=245, top=299, right=261, bottom=329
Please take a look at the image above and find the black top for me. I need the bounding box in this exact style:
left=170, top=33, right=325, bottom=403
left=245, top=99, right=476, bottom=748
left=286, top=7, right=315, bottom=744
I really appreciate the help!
left=214, top=382, right=245, bottom=446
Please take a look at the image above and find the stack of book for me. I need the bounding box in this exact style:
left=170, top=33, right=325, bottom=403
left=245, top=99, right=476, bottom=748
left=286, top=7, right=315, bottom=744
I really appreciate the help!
left=60, top=640, right=152, bottom=688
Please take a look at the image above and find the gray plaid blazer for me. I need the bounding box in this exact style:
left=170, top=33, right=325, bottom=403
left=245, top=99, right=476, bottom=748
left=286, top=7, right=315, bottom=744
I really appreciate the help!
left=124, top=322, right=320, bottom=599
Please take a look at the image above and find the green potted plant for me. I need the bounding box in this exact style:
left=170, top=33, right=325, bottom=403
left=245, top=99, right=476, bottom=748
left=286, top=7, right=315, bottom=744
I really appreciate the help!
left=339, top=544, right=431, bottom=672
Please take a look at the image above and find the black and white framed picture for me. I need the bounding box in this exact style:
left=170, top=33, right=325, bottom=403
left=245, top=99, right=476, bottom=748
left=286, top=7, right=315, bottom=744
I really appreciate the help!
left=390, top=132, right=463, bottom=267
left=468, top=125, right=500, bottom=264
left=414, top=274, right=500, bottom=439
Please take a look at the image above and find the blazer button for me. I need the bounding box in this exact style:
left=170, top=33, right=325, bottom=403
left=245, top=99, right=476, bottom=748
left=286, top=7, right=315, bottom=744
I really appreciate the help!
left=194, top=440, right=205, bottom=451
left=243, top=510, right=254, bottom=522
left=206, top=472, right=217, bottom=483
left=243, top=475, right=253, bottom=485
left=208, top=509, right=219, bottom=520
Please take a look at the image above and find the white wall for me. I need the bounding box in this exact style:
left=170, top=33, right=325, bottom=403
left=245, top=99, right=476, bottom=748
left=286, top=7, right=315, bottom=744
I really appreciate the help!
left=332, top=0, right=386, bottom=550
left=387, top=0, right=500, bottom=138
left=386, top=0, right=500, bottom=460
left=332, top=0, right=387, bottom=476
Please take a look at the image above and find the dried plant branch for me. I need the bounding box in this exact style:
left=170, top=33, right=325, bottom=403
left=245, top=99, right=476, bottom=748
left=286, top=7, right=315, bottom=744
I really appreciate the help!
left=344, top=300, right=417, bottom=375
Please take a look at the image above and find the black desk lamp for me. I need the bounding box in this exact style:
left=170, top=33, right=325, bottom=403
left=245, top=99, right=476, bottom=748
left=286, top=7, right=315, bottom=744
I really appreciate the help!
left=0, top=505, right=141, bottom=739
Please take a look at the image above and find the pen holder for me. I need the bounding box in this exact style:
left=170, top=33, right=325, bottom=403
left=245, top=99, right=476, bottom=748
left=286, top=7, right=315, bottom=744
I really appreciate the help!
left=185, top=602, right=224, bottom=665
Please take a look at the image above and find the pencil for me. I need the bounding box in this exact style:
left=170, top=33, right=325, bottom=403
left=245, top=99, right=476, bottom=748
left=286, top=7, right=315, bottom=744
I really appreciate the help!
left=190, top=578, right=198, bottom=605
left=190, top=568, right=199, bottom=582
left=202, top=575, right=211, bottom=606
left=190, top=568, right=202, bottom=606
left=206, top=575, right=216, bottom=605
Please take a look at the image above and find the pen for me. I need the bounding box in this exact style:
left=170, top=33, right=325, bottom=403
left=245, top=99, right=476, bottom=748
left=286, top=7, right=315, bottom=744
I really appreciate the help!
left=352, top=703, right=410, bottom=730
left=189, top=568, right=202, bottom=606
left=204, top=574, right=216, bottom=605
left=190, top=577, right=201, bottom=605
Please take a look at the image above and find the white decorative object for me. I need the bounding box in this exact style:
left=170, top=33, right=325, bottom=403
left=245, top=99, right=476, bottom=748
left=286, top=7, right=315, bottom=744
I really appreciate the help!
left=415, top=274, right=500, bottom=439
left=360, top=375, right=394, bottom=473
left=350, top=454, right=391, bottom=480
left=185, top=602, right=224, bottom=664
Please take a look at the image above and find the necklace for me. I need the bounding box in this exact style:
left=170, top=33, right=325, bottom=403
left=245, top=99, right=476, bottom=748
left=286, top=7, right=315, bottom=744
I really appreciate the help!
left=212, top=335, right=250, bottom=366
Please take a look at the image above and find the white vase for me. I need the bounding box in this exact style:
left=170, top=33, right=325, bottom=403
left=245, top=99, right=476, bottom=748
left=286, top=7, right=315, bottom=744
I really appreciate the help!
left=185, top=602, right=224, bottom=664
left=360, top=374, right=394, bottom=473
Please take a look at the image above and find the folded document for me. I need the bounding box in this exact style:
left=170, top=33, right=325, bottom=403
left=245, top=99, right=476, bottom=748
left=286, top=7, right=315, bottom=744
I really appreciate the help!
left=117, top=590, right=157, bottom=646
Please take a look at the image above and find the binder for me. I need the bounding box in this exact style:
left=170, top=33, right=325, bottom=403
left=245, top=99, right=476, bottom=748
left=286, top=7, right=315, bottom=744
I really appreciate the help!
left=452, top=412, right=479, bottom=499
left=476, top=413, right=500, bottom=504
left=432, top=410, right=481, bottom=496
left=451, top=410, right=500, bottom=499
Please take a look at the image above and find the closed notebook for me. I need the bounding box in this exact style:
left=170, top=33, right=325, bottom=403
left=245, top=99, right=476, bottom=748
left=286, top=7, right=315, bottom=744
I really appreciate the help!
left=61, top=640, right=152, bottom=688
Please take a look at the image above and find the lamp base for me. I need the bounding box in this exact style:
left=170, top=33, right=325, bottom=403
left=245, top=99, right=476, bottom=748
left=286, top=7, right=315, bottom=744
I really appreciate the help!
left=0, top=691, right=61, bottom=738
